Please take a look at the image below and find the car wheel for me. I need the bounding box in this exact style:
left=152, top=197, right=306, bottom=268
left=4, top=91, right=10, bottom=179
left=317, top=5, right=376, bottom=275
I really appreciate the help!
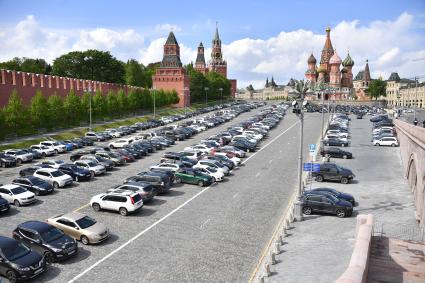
left=92, top=203, right=101, bottom=211
left=391, top=143, right=396, bottom=147
left=198, top=180, right=204, bottom=187
left=44, top=251, right=54, bottom=264
left=175, top=177, right=182, bottom=184
left=53, top=182, right=59, bottom=189
left=1, top=162, right=5, bottom=168
left=343, top=155, right=347, bottom=159
left=75, top=176, right=79, bottom=182
left=54, top=149, right=58, bottom=154
left=246, top=149, right=250, bottom=152
left=16, top=159, right=22, bottom=165
left=41, top=152, right=46, bottom=158
left=341, top=177, right=349, bottom=184
left=109, top=145, right=114, bottom=149
left=325, top=154, right=330, bottom=158
left=302, top=206, right=312, bottom=215
left=212, top=177, right=217, bottom=182
left=81, top=235, right=90, bottom=245
left=341, top=143, right=345, bottom=147
left=14, top=200, right=21, bottom=207
left=6, top=270, right=18, bottom=283
left=376, top=143, right=380, bottom=146
left=315, top=175, right=324, bottom=182
left=119, top=207, right=128, bottom=216
left=90, top=171, right=95, bottom=178
left=35, top=190, right=40, bottom=196
left=336, top=209, right=346, bottom=218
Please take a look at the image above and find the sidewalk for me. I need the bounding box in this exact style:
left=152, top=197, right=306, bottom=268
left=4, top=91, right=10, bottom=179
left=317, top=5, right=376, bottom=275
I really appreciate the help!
left=265, top=115, right=419, bottom=282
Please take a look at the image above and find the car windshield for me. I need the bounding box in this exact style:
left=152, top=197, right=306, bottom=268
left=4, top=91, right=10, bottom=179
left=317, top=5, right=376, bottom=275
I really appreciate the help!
left=11, top=186, right=26, bottom=194
left=207, top=167, right=217, bottom=173
left=15, top=150, right=26, bottom=155
left=51, top=171, right=64, bottom=177
left=75, top=216, right=97, bottom=229
left=41, top=146, right=49, bottom=149
left=29, top=177, right=45, bottom=185
left=52, top=142, right=59, bottom=146
left=2, top=242, right=31, bottom=261
left=86, top=161, right=97, bottom=167
left=40, top=227, right=64, bottom=243
left=109, top=153, right=119, bottom=158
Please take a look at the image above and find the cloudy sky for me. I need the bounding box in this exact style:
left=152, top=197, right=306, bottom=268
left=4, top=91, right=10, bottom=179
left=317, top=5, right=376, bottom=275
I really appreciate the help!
left=0, top=0, right=424, bottom=88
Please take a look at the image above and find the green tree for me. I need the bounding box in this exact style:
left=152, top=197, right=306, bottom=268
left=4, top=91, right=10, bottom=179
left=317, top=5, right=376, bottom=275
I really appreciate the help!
left=127, top=90, right=140, bottom=112
left=205, top=71, right=231, bottom=101
left=368, top=78, right=387, bottom=100
left=0, top=108, right=6, bottom=139
left=125, top=60, right=147, bottom=87
left=189, top=70, right=209, bottom=103
left=141, top=89, right=152, bottom=110
left=63, top=90, right=82, bottom=126
left=0, top=57, right=22, bottom=71
left=92, top=90, right=107, bottom=119
left=52, top=50, right=125, bottom=83
left=29, top=90, right=48, bottom=128
left=4, top=90, right=26, bottom=132
left=80, top=92, right=91, bottom=123
left=20, top=58, right=51, bottom=74
left=106, top=90, right=119, bottom=117
left=117, top=89, right=128, bottom=115
left=47, top=94, right=64, bottom=128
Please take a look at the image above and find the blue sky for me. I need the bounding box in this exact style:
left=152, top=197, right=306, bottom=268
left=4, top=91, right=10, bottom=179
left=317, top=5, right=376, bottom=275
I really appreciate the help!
left=0, top=0, right=424, bottom=87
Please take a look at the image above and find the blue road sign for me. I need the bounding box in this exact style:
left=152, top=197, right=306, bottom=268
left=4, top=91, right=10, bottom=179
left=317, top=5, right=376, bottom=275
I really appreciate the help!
left=303, top=162, right=320, bottom=172
left=309, top=144, right=316, bottom=152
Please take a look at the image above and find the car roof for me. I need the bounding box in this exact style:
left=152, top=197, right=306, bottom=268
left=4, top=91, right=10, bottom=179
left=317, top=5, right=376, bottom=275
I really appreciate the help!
left=18, top=220, right=52, bottom=232
left=125, top=181, right=152, bottom=187
left=54, top=212, right=85, bottom=221
left=0, top=236, right=19, bottom=249
left=36, top=168, right=57, bottom=173
left=0, top=184, right=21, bottom=189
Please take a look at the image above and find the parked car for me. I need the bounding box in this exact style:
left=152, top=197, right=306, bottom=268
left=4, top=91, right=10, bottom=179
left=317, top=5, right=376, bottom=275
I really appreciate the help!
left=46, top=212, right=109, bottom=245
left=373, top=136, right=399, bottom=147
left=312, top=162, right=355, bottom=184
left=320, top=147, right=352, bottom=159
left=39, top=141, right=67, bottom=154
left=194, top=159, right=230, bottom=176
left=58, top=164, right=92, bottom=182
left=0, top=236, right=46, bottom=282
left=33, top=168, right=73, bottom=189
left=300, top=192, right=353, bottom=218
left=310, top=188, right=356, bottom=206
left=0, top=152, right=17, bottom=167
left=12, top=221, right=78, bottom=263
left=22, top=148, right=42, bottom=159
left=131, top=171, right=173, bottom=194
left=12, top=176, right=54, bottom=195
left=85, top=132, right=105, bottom=141
left=35, top=159, right=65, bottom=169
left=0, top=196, right=10, bottom=214
left=174, top=168, right=214, bottom=187
left=4, top=149, right=33, bottom=165
left=194, top=166, right=224, bottom=182
left=323, top=138, right=349, bottom=147
left=74, top=160, right=106, bottom=176
left=0, top=184, right=36, bottom=206
left=107, top=182, right=156, bottom=203
left=79, top=154, right=114, bottom=170
left=95, top=152, right=126, bottom=166
left=90, top=191, right=144, bottom=216
left=150, top=162, right=183, bottom=172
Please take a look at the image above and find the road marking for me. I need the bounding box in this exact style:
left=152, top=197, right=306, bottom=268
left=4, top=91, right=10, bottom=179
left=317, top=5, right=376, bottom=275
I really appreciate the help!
left=200, top=218, right=210, bottom=229
left=232, top=192, right=239, bottom=198
left=255, top=172, right=261, bottom=178
left=73, top=203, right=89, bottom=212
left=67, top=119, right=300, bottom=282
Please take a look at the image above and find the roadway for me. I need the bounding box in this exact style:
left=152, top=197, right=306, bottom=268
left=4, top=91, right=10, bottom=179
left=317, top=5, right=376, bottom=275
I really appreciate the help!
left=0, top=109, right=323, bottom=282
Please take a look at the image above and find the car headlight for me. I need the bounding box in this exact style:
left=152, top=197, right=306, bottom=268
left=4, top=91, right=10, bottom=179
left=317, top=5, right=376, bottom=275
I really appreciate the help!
left=14, top=265, right=31, bottom=271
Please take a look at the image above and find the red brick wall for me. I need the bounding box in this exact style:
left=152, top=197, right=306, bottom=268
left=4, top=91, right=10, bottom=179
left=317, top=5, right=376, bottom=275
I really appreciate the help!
left=230, top=79, right=237, bottom=97
left=0, top=69, right=142, bottom=107
left=152, top=67, right=190, bottom=108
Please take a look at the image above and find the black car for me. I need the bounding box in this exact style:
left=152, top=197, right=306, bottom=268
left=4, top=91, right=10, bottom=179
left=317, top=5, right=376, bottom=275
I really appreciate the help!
left=77, top=137, right=94, bottom=146
left=160, top=152, right=197, bottom=167
left=229, top=140, right=256, bottom=152
left=204, top=155, right=234, bottom=170
left=300, top=192, right=353, bottom=218
left=312, top=162, right=355, bottom=184
left=12, top=176, right=54, bottom=195
left=58, top=164, right=92, bottom=182
left=320, top=147, right=352, bottom=159
left=0, top=153, right=17, bottom=168
left=70, top=150, right=93, bottom=162
left=323, top=138, right=349, bottom=147
left=18, top=165, right=51, bottom=177
left=310, top=188, right=356, bottom=206
left=0, top=236, right=46, bottom=282
left=13, top=221, right=78, bottom=263
left=23, top=148, right=42, bottom=159
left=136, top=171, right=173, bottom=193
left=0, top=196, right=10, bottom=213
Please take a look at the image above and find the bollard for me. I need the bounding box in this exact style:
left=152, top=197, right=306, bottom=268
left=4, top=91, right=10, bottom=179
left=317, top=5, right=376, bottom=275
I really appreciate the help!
left=258, top=275, right=265, bottom=283
left=278, top=234, right=284, bottom=245
left=282, top=227, right=287, bottom=236
left=289, top=212, right=295, bottom=223
left=274, top=242, right=281, bottom=254
left=270, top=251, right=276, bottom=265
left=264, top=263, right=271, bottom=277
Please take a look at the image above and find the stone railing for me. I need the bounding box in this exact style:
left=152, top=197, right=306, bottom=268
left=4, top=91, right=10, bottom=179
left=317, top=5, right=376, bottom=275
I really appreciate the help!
left=335, top=214, right=374, bottom=283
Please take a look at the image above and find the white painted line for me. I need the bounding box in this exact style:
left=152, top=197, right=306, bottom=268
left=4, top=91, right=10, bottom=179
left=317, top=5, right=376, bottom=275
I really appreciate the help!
left=67, top=119, right=300, bottom=282
left=200, top=218, right=210, bottom=229
left=232, top=192, right=239, bottom=199
left=255, top=172, right=261, bottom=178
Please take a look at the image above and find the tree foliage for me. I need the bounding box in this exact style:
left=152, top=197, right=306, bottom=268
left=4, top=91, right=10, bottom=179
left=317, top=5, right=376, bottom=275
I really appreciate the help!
left=30, top=90, right=49, bottom=128
left=367, top=78, right=387, bottom=100
left=188, top=69, right=231, bottom=103
left=4, top=90, right=25, bottom=131
left=47, top=94, right=64, bottom=128
left=0, top=57, right=51, bottom=74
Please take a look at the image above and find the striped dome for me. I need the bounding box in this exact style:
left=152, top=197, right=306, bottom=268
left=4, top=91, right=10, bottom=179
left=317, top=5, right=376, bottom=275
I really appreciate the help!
left=329, top=51, right=342, bottom=64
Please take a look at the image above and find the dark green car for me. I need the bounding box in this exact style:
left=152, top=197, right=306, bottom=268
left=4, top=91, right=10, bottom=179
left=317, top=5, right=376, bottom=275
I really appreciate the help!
left=174, top=169, right=213, bottom=187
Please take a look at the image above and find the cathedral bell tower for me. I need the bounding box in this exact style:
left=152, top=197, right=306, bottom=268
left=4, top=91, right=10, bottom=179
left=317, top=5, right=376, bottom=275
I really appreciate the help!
left=208, top=23, right=227, bottom=78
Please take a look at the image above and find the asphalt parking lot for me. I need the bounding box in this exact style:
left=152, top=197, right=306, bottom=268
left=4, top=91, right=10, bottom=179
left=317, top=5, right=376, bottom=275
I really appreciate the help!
left=267, top=114, right=417, bottom=283
left=0, top=108, right=324, bottom=282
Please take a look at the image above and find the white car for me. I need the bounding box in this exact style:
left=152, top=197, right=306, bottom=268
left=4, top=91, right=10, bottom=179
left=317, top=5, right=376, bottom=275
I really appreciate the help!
left=109, top=139, right=133, bottom=149
left=90, top=191, right=144, bottom=216
left=252, top=123, right=270, bottom=130
left=194, top=160, right=230, bottom=176
left=327, top=130, right=349, bottom=139
left=149, top=162, right=182, bottom=172
left=212, top=152, right=241, bottom=166
left=0, top=184, right=36, bottom=206
left=189, top=125, right=206, bottom=132
left=33, top=168, right=73, bottom=189
left=194, top=167, right=224, bottom=182
left=372, top=127, right=393, bottom=135
left=179, top=150, right=204, bottom=161
left=40, top=141, right=67, bottom=154
left=30, top=145, right=56, bottom=157
left=324, top=134, right=349, bottom=143
left=373, top=137, right=399, bottom=147
left=105, top=129, right=122, bottom=138
left=36, top=159, right=65, bottom=169
left=74, top=160, right=106, bottom=176
left=4, top=149, right=33, bottom=164
left=184, top=144, right=214, bottom=155
left=242, top=131, right=263, bottom=141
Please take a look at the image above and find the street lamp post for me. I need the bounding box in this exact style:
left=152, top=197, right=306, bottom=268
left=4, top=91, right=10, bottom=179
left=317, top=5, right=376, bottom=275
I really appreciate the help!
left=219, top=87, right=223, bottom=105
left=183, top=87, right=189, bottom=115
left=149, top=87, right=156, bottom=118
left=84, top=56, right=94, bottom=130
left=84, top=85, right=93, bottom=130
left=204, top=87, right=209, bottom=106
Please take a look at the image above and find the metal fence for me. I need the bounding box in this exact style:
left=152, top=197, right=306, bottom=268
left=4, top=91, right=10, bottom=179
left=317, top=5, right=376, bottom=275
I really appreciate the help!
left=373, top=221, right=425, bottom=243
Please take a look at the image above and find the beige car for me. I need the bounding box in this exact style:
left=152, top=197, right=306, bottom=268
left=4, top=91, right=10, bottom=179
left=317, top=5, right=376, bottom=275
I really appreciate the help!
left=46, top=212, right=109, bottom=245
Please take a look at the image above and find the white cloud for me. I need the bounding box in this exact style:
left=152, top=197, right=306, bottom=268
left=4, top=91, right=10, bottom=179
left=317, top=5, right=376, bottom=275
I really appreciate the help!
left=0, top=13, right=423, bottom=88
